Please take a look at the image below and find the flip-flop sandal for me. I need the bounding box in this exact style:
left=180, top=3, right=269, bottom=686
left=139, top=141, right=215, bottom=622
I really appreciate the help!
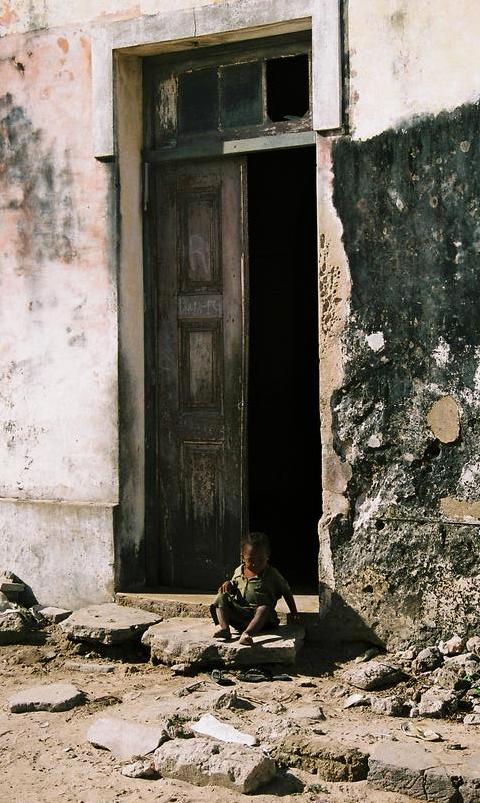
left=400, top=722, right=442, bottom=742
left=237, top=668, right=271, bottom=683
left=211, top=669, right=235, bottom=686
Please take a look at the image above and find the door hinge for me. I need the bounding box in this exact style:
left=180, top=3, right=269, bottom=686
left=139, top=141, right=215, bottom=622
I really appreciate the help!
left=143, top=161, right=150, bottom=213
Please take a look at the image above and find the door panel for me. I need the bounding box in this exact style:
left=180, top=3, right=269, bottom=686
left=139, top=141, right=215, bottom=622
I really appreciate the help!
left=153, top=158, right=247, bottom=589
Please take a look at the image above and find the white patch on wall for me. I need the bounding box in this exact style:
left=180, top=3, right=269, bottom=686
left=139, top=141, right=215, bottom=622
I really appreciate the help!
left=474, top=346, right=480, bottom=395
left=366, top=331, right=385, bottom=352
left=460, top=463, right=480, bottom=494
left=432, top=337, right=450, bottom=368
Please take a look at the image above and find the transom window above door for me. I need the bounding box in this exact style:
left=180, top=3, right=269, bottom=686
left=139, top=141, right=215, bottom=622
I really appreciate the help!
left=143, top=33, right=312, bottom=153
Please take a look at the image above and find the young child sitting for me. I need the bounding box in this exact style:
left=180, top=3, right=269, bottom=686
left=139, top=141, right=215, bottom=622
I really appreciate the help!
left=210, top=531, right=299, bottom=646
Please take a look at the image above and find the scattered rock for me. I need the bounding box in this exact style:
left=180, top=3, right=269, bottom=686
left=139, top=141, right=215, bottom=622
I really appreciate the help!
left=9, top=683, right=84, bottom=713
left=35, top=606, right=72, bottom=624
left=142, top=617, right=304, bottom=667
left=121, top=759, right=158, bottom=779
left=60, top=603, right=161, bottom=645
left=344, top=660, right=404, bottom=691
left=63, top=660, right=116, bottom=674
left=439, top=635, right=465, bottom=656
left=464, top=713, right=480, bottom=726
left=343, top=693, right=371, bottom=709
left=288, top=703, right=326, bottom=721
left=87, top=717, right=169, bottom=761
left=413, top=646, right=443, bottom=673
left=213, top=690, right=253, bottom=711
left=171, top=663, right=190, bottom=675
left=0, top=609, right=31, bottom=645
left=433, top=662, right=472, bottom=691
left=368, top=741, right=459, bottom=801
left=418, top=687, right=458, bottom=718
left=370, top=695, right=406, bottom=716
left=271, top=736, right=368, bottom=781
left=192, top=714, right=258, bottom=747
left=262, top=701, right=286, bottom=715
left=466, top=636, right=480, bottom=655
left=153, top=738, right=276, bottom=793
left=355, top=647, right=380, bottom=663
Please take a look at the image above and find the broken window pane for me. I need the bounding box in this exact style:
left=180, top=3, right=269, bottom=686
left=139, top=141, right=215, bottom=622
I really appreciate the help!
left=266, top=54, right=310, bottom=123
left=178, top=68, right=219, bottom=134
left=220, top=61, right=263, bottom=129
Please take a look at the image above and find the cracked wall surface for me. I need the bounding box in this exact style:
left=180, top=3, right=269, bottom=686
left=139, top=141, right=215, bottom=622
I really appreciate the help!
left=321, top=101, right=480, bottom=646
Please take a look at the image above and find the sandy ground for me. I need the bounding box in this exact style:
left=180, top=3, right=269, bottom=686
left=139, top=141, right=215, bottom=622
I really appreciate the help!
left=0, top=630, right=476, bottom=803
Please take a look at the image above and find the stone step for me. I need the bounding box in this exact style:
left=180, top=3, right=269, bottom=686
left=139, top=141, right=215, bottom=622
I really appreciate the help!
left=141, top=617, right=305, bottom=667
left=116, top=590, right=322, bottom=640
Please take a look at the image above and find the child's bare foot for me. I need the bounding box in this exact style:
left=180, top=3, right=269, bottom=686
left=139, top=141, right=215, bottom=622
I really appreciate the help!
left=239, top=632, right=254, bottom=646
left=213, top=627, right=231, bottom=641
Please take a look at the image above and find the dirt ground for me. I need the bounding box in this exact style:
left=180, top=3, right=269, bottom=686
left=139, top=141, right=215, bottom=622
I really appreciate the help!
left=0, top=629, right=475, bottom=803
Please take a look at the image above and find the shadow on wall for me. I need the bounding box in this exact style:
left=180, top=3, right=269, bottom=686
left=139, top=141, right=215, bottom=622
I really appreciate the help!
left=318, top=585, right=385, bottom=648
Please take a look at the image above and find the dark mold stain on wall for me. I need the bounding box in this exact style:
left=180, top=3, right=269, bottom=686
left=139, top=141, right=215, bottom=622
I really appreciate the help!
left=329, top=102, right=480, bottom=645
left=0, top=92, right=75, bottom=268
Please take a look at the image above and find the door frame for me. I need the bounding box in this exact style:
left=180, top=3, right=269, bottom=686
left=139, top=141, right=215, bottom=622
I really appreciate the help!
left=113, top=7, right=346, bottom=599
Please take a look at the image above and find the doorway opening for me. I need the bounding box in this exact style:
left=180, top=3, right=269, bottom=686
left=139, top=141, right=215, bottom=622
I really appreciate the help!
left=247, top=147, right=321, bottom=591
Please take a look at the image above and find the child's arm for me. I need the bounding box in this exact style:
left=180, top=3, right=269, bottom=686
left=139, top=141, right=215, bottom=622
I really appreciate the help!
left=283, top=591, right=298, bottom=616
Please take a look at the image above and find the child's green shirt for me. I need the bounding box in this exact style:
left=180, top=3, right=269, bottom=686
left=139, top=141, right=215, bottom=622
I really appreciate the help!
left=230, top=564, right=292, bottom=609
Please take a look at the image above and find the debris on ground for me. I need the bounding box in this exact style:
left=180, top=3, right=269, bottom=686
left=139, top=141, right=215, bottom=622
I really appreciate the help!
left=9, top=682, right=84, bottom=713
left=87, top=716, right=169, bottom=760
left=344, top=660, right=405, bottom=691
left=152, top=737, right=277, bottom=793
left=59, top=603, right=161, bottom=645
left=192, top=713, right=258, bottom=746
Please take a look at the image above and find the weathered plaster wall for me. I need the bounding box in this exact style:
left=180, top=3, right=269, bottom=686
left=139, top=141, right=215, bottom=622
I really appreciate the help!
left=348, top=0, right=480, bottom=141
left=0, top=24, right=117, bottom=604
left=320, top=103, right=480, bottom=646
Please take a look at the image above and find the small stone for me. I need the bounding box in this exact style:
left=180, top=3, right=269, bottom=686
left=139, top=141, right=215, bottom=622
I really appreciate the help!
left=464, top=713, right=480, bottom=726
left=344, top=660, right=404, bottom=691
left=36, top=606, right=72, bottom=624
left=355, top=647, right=380, bottom=664
left=9, top=683, right=84, bottom=713
left=262, top=701, right=286, bottom=714
left=121, top=759, right=157, bottom=779
left=418, top=687, right=458, bottom=718
left=370, top=695, right=405, bottom=716
left=434, top=662, right=472, bottom=691
left=63, top=660, right=115, bottom=674
left=153, top=738, right=276, bottom=793
left=414, top=646, right=443, bottom=672
left=343, top=693, right=371, bottom=709
left=171, top=664, right=190, bottom=675
left=271, top=737, right=368, bottom=781
left=289, top=703, right=326, bottom=721
left=87, top=717, right=169, bottom=761
left=466, top=637, right=480, bottom=656
left=192, top=714, right=258, bottom=747
left=60, top=603, right=161, bottom=645
left=213, top=690, right=253, bottom=711
left=439, top=635, right=465, bottom=656
left=0, top=610, right=31, bottom=645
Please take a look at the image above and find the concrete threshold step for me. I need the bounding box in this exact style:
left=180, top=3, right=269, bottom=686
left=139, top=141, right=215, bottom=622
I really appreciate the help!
left=115, top=590, right=321, bottom=640
left=116, top=589, right=319, bottom=621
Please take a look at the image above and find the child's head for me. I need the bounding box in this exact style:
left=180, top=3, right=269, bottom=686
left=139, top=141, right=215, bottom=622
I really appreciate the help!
left=241, top=531, right=270, bottom=574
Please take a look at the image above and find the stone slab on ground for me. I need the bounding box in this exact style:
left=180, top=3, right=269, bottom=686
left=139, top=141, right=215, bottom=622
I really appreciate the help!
left=141, top=617, right=304, bottom=667
left=9, top=682, right=84, bottom=713
left=153, top=737, right=276, bottom=794
left=270, top=736, right=368, bottom=781
left=64, top=660, right=116, bottom=674
left=192, top=714, right=258, bottom=746
left=368, top=741, right=480, bottom=802
left=60, top=603, right=161, bottom=644
left=344, top=660, right=404, bottom=691
left=87, top=716, right=168, bottom=761
left=37, top=606, right=72, bottom=624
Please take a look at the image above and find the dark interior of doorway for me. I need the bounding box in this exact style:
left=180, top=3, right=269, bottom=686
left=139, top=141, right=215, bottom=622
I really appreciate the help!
left=247, top=147, right=321, bottom=591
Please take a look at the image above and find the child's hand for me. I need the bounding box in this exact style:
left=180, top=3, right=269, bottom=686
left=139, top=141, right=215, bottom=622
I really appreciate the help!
left=219, top=580, right=233, bottom=594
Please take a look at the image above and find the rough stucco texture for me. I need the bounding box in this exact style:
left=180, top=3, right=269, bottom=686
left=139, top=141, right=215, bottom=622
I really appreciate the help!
left=328, top=102, right=480, bottom=646
left=0, top=33, right=117, bottom=504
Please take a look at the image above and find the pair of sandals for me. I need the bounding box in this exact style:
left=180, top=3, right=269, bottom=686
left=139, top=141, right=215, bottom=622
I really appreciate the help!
left=214, top=628, right=254, bottom=646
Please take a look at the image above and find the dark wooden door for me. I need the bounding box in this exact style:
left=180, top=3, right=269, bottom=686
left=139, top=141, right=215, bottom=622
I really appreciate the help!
left=150, top=158, right=247, bottom=589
